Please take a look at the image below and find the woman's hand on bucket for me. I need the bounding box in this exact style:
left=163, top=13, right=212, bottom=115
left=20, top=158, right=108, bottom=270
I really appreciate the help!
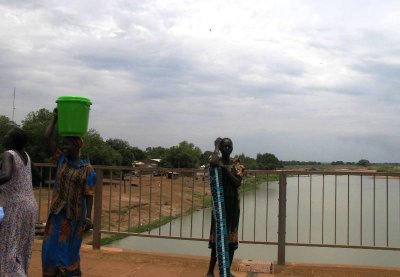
left=45, top=108, right=59, bottom=155
left=52, top=108, right=58, bottom=121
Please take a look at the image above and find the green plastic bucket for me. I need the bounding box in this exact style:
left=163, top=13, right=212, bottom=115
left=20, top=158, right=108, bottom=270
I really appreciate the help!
left=56, top=96, right=92, bottom=137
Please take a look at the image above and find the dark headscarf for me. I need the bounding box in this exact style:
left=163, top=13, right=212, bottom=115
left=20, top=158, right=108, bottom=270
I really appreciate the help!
left=65, top=137, right=84, bottom=149
left=2, top=127, right=28, bottom=150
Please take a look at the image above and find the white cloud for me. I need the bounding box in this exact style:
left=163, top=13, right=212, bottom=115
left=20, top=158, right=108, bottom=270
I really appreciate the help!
left=0, top=0, right=400, bottom=162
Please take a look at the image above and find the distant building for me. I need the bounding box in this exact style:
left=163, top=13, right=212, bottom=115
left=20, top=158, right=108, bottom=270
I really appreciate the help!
left=132, top=158, right=162, bottom=176
left=167, top=171, right=179, bottom=179
left=132, top=158, right=161, bottom=168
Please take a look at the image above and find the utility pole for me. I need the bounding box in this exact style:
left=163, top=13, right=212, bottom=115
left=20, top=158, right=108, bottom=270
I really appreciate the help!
left=12, top=87, right=16, bottom=122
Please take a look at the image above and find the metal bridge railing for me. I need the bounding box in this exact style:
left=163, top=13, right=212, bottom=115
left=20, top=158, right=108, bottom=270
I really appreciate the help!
left=32, top=164, right=400, bottom=265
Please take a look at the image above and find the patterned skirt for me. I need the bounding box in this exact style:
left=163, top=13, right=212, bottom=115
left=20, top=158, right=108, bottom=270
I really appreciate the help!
left=42, top=209, right=84, bottom=277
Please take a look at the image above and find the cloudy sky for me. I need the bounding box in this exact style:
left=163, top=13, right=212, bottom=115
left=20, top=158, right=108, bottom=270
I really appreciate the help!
left=0, top=0, right=400, bottom=162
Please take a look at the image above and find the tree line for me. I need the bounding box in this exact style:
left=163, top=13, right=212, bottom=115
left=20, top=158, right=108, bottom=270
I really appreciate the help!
left=0, top=108, right=283, bottom=169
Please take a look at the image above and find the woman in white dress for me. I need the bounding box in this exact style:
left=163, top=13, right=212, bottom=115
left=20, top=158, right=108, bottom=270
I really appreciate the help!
left=0, top=127, right=38, bottom=277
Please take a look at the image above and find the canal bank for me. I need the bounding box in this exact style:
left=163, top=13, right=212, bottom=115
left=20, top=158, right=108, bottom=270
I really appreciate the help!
left=110, top=176, right=400, bottom=268
left=29, top=240, right=400, bottom=276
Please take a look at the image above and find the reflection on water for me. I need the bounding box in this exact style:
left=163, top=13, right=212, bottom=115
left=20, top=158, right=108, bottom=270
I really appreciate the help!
left=111, top=175, right=400, bottom=267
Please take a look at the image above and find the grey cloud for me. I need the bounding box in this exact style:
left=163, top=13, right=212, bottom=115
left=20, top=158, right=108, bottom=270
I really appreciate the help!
left=305, top=84, right=369, bottom=96
left=74, top=43, right=299, bottom=101
left=1, top=1, right=400, bottom=163
left=234, top=132, right=400, bottom=163
left=350, top=60, right=400, bottom=103
left=338, top=134, right=400, bottom=162
left=76, top=53, right=195, bottom=100
left=0, top=0, right=43, bottom=9
left=352, top=60, right=400, bottom=81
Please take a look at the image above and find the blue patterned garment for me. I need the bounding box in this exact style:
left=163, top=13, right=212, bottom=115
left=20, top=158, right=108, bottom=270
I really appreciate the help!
left=209, top=159, right=244, bottom=250
left=209, top=166, right=231, bottom=277
left=42, top=153, right=96, bottom=277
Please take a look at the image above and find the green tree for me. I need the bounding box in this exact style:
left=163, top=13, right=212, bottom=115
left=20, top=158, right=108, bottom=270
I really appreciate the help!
left=199, top=150, right=213, bottom=166
left=146, top=146, right=168, bottom=159
left=282, top=160, right=321, bottom=166
left=357, top=159, right=370, bottom=167
left=82, top=129, right=121, bottom=165
left=0, top=115, right=17, bottom=153
left=256, top=152, right=283, bottom=170
left=21, top=108, right=54, bottom=162
left=106, top=138, right=134, bottom=166
left=105, top=138, right=146, bottom=166
left=236, top=153, right=258, bottom=169
left=131, top=146, right=146, bottom=161
left=165, top=141, right=202, bottom=168
left=331, top=161, right=345, bottom=165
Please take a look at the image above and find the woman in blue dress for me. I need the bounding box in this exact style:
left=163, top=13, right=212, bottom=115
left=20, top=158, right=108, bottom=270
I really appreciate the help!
left=42, top=109, right=96, bottom=277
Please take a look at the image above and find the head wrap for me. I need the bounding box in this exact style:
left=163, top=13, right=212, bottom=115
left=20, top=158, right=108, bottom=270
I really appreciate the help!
left=66, top=136, right=84, bottom=149
left=73, top=137, right=84, bottom=149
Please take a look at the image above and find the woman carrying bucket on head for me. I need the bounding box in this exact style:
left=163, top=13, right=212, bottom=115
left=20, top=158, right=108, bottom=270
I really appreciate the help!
left=42, top=97, right=96, bottom=277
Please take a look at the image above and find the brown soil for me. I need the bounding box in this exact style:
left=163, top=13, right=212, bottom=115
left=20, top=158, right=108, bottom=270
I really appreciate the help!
left=29, top=241, right=250, bottom=277
left=34, top=174, right=212, bottom=242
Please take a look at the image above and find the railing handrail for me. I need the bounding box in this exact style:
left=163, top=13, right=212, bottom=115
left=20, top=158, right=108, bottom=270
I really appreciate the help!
left=33, top=163, right=400, bottom=176
left=32, top=164, right=400, bottom=266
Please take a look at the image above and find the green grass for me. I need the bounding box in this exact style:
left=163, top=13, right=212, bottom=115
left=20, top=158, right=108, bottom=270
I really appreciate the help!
left=241, top=174, right=278, bottom=193
left=90, top=233, right=127, bottom=246
left=202, top=197, right=212, bottom=207
left=374, top=166, right=400, bottom=173
left=88, top=214, right=181, bottom=246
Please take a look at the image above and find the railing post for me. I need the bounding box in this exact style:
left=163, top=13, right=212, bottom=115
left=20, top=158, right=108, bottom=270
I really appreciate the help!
left=92, top=168, right=103, bottom=250
left=277, top=173, right=287, bottom=265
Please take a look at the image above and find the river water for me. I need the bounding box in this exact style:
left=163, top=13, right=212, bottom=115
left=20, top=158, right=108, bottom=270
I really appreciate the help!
left=111, top=175, right=400, bottom=267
